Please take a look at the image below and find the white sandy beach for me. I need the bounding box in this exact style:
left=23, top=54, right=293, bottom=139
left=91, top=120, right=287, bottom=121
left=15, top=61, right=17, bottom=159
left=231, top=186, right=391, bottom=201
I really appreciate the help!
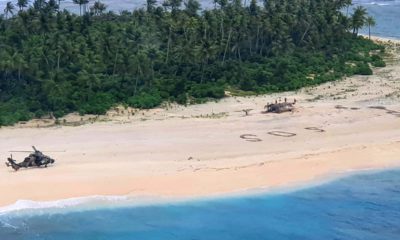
left=0, top=37, right=399, bottom=208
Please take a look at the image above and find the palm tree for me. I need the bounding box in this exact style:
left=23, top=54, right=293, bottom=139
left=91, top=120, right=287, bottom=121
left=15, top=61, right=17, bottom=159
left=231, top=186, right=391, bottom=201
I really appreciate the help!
left=4, top=1, right=14, bottom=19
left=73, top=0, right=82, bottom=16
left=184, top=0, right=200, bottom=16
left=17, top=0, right=28, bottom=12
left=73, top=0, right=89, bottom=16
left=163, top=0, right=182, bottom=13
left=91, top=0, right=106, bottom=16
left=146, top=0, right=157, bottom=12
left=195, top=39, right=218, bottom=83
left=351, top=6, right=367, bottom=36
left=48, top=0, right=59, bottom=12
left=366, top=16, right=376, bottom=39
left=82, top=0, right=89, bottom=14
left=33, top=0, right=46, bottom=10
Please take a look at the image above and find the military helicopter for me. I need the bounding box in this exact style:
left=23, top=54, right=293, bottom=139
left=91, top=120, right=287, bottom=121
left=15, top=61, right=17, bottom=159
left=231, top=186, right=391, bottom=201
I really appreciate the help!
left=5, top=146, right=57, bottom=171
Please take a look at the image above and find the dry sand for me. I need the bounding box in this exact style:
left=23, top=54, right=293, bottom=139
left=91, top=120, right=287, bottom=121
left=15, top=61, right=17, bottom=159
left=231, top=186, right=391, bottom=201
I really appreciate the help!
left=1, top=37, right=400, bottom=207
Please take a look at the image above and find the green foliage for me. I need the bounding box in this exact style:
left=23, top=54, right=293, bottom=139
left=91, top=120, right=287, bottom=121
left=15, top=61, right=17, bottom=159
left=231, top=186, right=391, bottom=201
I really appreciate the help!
left=0, top=0, right=385, bottom=126
left=127, top=92, right=162, bottom=109
left=371, top=55, right=386, bottom=67
left=355, top=63, right=373, bottom=75
left=79, top=93, right=115, bottom=115
left=190, top=83, right=225, bottom=99
left=0, top=99, right=33, bottom=125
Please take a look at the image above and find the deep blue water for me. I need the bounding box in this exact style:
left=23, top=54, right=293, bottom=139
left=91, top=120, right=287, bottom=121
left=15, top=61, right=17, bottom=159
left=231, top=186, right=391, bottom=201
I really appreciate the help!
left=1, top=169, right=400, bottom=239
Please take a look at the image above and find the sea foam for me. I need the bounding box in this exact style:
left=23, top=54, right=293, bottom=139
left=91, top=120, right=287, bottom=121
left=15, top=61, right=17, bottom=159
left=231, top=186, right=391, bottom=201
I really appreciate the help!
left=0, top=195, right=130, bottom=216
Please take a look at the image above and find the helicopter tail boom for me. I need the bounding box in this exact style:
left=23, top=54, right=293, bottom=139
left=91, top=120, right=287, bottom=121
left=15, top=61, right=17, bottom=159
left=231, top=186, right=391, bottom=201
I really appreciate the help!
left=6, top=156, right=21, bottom=171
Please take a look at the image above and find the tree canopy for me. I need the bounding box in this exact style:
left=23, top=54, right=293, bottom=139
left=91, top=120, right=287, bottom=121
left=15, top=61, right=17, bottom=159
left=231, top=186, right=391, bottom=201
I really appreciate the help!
left=0, top=0, right=383, bottom=126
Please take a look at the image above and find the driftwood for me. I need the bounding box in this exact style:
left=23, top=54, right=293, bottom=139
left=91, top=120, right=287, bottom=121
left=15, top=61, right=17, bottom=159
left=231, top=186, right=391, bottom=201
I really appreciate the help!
left=387, top=110, right=400, bottom=117
left=242, top=109, right=253, bottom=116
left=368, top=106, right=387, bottom=110
left=335, top=105, right=348, bottom=110
left=367, top=106, right=400, bottom=116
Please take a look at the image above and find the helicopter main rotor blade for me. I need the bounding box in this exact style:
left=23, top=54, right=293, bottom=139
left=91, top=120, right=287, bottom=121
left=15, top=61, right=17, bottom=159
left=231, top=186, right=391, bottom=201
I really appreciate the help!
left=9, top=150, right=66, bottom=153
left=8, top=151, right=32, bottom=153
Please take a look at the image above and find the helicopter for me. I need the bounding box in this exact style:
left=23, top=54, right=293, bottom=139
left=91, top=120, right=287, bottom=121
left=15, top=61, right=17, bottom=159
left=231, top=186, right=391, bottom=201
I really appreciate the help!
left=5, top=146, right=57, bottom=171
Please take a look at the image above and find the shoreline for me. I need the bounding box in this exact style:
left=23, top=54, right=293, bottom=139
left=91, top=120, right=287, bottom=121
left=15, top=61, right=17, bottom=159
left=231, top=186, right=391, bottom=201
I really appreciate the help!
left=1, top=140, right=400, bottom=209
left=361, top=34, right=400, bottom=43
left=1, top=36, right=400, bottom=209
left=1, top=165, right=399, bottom=216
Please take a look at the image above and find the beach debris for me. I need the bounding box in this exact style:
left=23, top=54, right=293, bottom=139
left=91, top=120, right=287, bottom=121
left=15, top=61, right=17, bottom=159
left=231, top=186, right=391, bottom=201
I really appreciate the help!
left=187, top=156, right=201, bottom=161
left=305, top=127, right=325, bottom=133
left=5, top=146, right=56, bottom=171
left=366, top=105, right=400, bottom=116
left=240, top=134, right=262, bottom=142
left=242, top=109, right=253, bottom=116
left=368, top=106, right=387, bottom=110
left=335, top=105, right=348, bottom=110
left=386, top=110, right=400, bottom=117
left=264, top=98, right=296, bottom=114
left=267, top=131, right=297, bottom=137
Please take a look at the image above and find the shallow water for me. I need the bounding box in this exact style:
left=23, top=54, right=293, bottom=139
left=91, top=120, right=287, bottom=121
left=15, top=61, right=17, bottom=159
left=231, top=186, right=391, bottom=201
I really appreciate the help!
left=1, top=169, right=400, bottom=239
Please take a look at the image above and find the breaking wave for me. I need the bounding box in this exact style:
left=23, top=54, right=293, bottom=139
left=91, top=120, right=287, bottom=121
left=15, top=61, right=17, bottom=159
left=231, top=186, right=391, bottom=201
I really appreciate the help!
left=0, top=195, right=133, bottom=216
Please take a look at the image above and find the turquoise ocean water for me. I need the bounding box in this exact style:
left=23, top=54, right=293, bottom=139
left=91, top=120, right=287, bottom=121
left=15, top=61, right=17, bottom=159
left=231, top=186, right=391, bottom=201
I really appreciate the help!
left=1, top=169, right=400, bottom=239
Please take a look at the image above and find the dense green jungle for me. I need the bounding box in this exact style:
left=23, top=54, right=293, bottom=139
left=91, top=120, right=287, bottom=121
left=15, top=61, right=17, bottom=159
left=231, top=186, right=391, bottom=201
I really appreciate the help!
left=0, top=0, right=385, bottom=125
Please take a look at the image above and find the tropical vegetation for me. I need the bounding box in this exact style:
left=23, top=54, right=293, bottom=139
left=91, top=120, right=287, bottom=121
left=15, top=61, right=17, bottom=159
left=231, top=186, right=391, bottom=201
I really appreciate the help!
left=0, top=0, right=384, bottom=126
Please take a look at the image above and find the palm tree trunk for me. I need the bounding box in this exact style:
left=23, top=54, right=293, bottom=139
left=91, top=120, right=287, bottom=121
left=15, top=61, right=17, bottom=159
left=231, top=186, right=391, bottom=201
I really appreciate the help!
left=166, top=27, right=172, bottom=64
left=249, top=36, right=252, bottom=56
left=255, top=25, right=260, bottom=51
left=200, top=60, right=205, bottom=84
left=57, top=53, right=60, bottom=71
left=220, top=12, right=224, bottom=40
left=300, top=24, right=310, bottom=44
left=222, top=28, right=232, bottom=65
left=134, top=76, right=138, bottom=96
left=134, top=65, right=140, bottom=96
left=113, top=52, right=119, bottom=75
left=369, top=25, right=371, bottom=39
